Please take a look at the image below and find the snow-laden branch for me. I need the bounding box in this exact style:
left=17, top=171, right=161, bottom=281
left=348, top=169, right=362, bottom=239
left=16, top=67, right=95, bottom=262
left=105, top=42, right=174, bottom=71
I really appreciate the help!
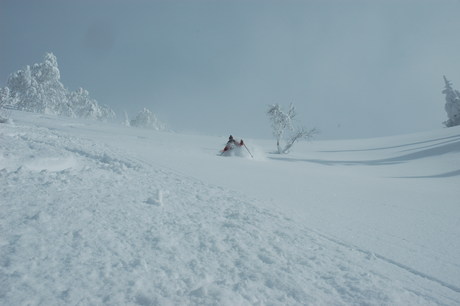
left=267, top=103, right=318, bottom=154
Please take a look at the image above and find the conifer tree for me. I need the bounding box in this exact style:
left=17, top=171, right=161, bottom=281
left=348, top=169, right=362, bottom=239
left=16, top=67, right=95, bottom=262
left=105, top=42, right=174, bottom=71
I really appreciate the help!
left=442, top=76, right=460, bottom=127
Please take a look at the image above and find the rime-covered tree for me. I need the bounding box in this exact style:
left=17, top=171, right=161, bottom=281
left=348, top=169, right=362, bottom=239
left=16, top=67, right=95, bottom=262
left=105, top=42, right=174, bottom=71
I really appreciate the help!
left=442, top=76, right=460, bottom=127
left=67, top=88, right=115, bottom=121
left=0, top=52, right=116, bottom=121
left=267, top=103, right=317, bottom=154
left=267, top=104, right=295, bottom=153
left=0, top=87, right=16, bottom=108
left=122, top=111, right=131, bottom=127
left=130, top=108, right=166, bottom=130
left=0, top=87, right=14, bottom=123
left=6, top=53, right=72, bottom=116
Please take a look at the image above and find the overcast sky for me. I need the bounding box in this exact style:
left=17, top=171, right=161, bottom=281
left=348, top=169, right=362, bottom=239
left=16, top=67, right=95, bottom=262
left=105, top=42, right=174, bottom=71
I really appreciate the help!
left=2, top=0, right=460, bottom=139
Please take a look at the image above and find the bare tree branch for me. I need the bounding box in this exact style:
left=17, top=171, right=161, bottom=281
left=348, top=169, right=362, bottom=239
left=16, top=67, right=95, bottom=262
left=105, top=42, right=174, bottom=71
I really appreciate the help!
left=267, top=103, right=318, bottom=154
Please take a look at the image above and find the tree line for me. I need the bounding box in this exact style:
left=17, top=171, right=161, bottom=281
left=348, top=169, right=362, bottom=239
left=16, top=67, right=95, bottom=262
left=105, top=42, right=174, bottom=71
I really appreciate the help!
left=2, top=52, right=459, bottom=154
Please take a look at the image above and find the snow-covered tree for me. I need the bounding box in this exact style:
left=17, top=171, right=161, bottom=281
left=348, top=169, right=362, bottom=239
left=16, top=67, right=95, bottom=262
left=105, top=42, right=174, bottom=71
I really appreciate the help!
left=0, top=87, right=14, bottom=123
left=67, top=88, right=115, bottom=121
left=0, top=87, right=16, bottom=108
left=122, top=111, right=131, bottom=127
left=1, top=52, right=116, bottom=121
left=130, top=108, right=166, bottom=130
left=442, top=76, right=460, bottom=127
left=267, top=103, right=317, bottom=154
left=6, top=53, right=72, bottom=116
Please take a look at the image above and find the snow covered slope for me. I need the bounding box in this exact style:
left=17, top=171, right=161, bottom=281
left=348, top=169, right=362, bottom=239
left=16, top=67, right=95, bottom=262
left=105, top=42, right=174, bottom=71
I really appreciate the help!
left=1, top=111, right=459, bottom=305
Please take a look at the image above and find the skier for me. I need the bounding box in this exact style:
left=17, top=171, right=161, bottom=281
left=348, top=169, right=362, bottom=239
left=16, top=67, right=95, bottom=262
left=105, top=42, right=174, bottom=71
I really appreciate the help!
left=227, top=135, right=236, bottom=145
left=222, top=135, right=243, bottom=152
left=228, top=135, right=244, bottom=146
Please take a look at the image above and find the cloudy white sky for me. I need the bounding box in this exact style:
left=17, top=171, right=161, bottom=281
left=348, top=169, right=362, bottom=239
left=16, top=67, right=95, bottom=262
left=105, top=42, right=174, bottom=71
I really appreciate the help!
left=2, top=0, right=460, bottom=139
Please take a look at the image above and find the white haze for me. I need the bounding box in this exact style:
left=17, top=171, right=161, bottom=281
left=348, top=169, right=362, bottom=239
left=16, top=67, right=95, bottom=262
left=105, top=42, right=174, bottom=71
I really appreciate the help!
left=2, top=0, right=460, bottom=139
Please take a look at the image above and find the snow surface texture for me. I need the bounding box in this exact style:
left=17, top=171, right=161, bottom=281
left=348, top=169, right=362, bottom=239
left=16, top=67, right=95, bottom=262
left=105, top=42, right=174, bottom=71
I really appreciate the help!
left=1, top=111, right=460, bottom=305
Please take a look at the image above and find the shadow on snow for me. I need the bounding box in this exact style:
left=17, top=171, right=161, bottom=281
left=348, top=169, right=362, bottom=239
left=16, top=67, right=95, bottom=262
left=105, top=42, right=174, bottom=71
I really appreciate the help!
left=268, top=137, right=460, bottom=170
left=318, top=134, right=460, bottom=153
left=394, top=169, right=460, bottom=179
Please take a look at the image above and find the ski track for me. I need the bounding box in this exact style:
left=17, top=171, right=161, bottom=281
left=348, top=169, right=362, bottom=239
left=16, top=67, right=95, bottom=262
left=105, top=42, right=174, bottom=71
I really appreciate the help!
left=1, top=119, right=460, bottom=305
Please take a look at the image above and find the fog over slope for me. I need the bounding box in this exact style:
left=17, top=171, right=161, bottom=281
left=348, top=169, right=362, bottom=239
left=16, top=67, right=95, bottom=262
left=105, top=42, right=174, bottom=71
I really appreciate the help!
left=2, top=0, right=460, bottom=139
